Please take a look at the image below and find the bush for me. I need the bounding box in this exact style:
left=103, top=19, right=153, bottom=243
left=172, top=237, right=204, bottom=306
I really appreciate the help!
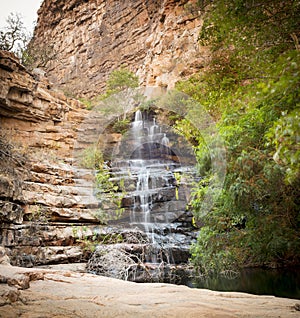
left=112, top=118, right=130, bottom=134
left=175, top=0, right=300, bottom=272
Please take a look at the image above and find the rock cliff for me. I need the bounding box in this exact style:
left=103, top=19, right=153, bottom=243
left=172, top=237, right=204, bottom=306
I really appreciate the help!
left=0, top=0, right=209, bottom=273
left=0, top=50, right=102, bottom=266
left=0, top=49, right=195, bottom=268
left=1, top=0, right=207, bottom=277
left=33, top=0, right=206, bottom=97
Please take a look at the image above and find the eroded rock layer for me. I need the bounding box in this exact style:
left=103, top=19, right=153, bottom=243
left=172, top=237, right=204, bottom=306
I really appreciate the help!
left=0, top=50, right=102, bottom=265
left=33, top=0, right=206, bottom=97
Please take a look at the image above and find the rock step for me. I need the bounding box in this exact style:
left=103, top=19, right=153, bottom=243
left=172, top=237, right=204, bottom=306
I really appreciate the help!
left=3, top=219, right=196, bottom=267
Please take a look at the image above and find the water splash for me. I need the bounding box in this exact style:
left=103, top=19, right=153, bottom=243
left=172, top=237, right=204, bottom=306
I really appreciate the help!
left=161, top=133, right=169, bottom=146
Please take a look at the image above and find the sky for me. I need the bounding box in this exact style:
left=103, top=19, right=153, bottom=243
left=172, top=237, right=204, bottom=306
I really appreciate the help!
left=0, top=0, right=43, bottom=33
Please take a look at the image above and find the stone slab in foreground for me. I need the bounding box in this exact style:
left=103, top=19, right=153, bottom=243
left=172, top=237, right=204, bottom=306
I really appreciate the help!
left=0, top=265, right=299, bottom=318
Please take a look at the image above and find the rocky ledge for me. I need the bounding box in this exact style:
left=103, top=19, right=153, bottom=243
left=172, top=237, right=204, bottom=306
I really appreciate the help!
left=0, top=49, right=103, bottom=266
left=0, top=261, right=299, bottom=318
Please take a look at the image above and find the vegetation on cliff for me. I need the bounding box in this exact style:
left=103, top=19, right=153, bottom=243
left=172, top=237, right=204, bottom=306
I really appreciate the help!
left=1, top=0, right=299, bottom=279
left=175, top=0, right=300, bottom=273
left=0, top=12, right=57, bottom=70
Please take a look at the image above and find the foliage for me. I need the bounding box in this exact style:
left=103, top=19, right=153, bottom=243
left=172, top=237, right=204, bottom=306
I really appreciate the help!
left=99, top=67, right=139, bottom=101
left=175, top=0, right=300, bottom=273
left=78, top=97, right=93, bottom=110
left=79, top=145, right=104, bottom=170
left=22, top=42, right=58, bottom=71
left=72, top=226, right=124, bottom=253
left=268, top=109, right=300, bottom=184
left=79, top=144, right=126, bottom=223
left=107, top=67, right=139, bottom=93
left=0, top=12, right=57, bottom=71
left=0, top=13, right=29, bottom=52
left=84, top=67, right=140, bottom=120
left=138, top=98, right=158, bottom=112
left=95, top=168, right=126, bottom=224
left=112, top=118, right=130, bottom=134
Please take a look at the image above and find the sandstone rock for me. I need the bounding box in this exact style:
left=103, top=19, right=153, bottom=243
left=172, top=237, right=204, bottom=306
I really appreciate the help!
left=0, top=175, right=23, bottom=202
left=0, top=264, right=299, bottom=318
left=0, top=286, right=22, bottom=307
left=9, top=246, right=85, bottom=267
left=7, top=273, right=30, bottom=290
left=0, top=247, right=10, bottom=265
left=0, top=201, right=23, bottom=224
left=0, top=50, right=23, bottom=73
left=0, top=49, right=98, bottom=265
left=32, top=0, right=207, bottom=97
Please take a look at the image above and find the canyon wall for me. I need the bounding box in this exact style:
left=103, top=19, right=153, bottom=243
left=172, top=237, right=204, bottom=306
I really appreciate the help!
left=0, top=50, right=194, bottom=267
left=0, top=0, right=205, bottom=267
left=0, top=50, right=104, bottom=266
left=33, top=0, right=206, bottom=97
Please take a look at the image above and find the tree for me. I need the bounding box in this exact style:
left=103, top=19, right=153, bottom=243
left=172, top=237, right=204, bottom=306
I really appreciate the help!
left=175, top=0, right=300, bottom=273
left=100, top=67, right=141, bottom=120
left=0, top=13, right=30, bottom=53
left=22, top=41, right=58, bottom=71
left=0, top=12, right=58, bottom=71
left=106, top=67, right=139, bottom=94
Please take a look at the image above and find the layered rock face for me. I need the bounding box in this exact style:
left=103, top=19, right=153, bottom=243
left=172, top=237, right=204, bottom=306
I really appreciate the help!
left=33, top=0, right=205, bottom=97
left=0, top=50, right=195, bottom=269
left=0, top=0, right=205, bottom=271
left=0, top=50, right=103, bottom=266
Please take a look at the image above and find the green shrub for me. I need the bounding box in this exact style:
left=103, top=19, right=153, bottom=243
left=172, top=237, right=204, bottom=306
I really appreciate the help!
left=175, top=0, right=300, bottom=273
left=112, top=119, right=130, bottom=134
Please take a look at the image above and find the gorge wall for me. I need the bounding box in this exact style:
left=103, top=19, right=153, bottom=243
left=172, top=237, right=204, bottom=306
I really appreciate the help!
left=0, top=50, right=104, bottom=266
left=0, top=0, right=206, bottom=268
left=0, top=50, right=196, bottom=268
left=33, top=0, right=206, bottom=97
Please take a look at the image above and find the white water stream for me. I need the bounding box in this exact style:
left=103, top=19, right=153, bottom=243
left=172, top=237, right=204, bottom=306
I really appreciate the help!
left=129, top=110, right=177, bottom=262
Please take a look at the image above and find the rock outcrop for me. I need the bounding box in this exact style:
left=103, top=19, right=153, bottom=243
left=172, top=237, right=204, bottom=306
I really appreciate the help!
left=0, top=50, right=103, bottom=266
left=0, top=263, right=299, bottom=318
left=33, top=0, right=207, bottom=97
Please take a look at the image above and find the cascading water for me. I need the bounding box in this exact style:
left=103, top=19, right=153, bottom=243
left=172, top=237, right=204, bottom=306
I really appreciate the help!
left=161, top=133, right=169, bottom=146
left=90, top=109, right=199, bottom=282
left=125, top=110, right=195, bottom=266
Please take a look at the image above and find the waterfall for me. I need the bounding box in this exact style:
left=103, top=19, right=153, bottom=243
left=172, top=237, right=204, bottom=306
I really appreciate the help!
left=129, top=111, right=177, bottom=263
left=135, top=109, right=143, bottom=122
left=161, top=133, right=169, bottom=146
left=149, top=118, right=159, bottom=141
left=132, top=109, right=143, bottom=131
left=131, top=110, right=144, bottom=159
left=90, top=109, right=198, bottom=283
left=134, top=167, right=151, bottom=231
